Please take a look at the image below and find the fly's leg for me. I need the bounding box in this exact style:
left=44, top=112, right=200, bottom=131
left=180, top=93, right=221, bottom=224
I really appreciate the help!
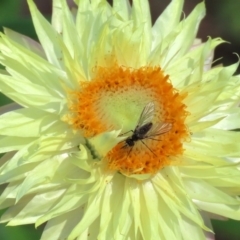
left=140, top=140, right=157, bottom=157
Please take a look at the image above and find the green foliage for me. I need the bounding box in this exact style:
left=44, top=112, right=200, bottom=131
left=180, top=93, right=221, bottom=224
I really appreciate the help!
left=214, top=1, right=240, bottom=39
left=212, top=219, right=240, bottom=240
left=0, top=0, right=22, bottom=22
left=0, top=223, right=43, bottom=240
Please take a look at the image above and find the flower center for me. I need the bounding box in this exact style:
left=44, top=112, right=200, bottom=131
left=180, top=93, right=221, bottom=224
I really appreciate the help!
left=68, top=64, right=189, bottom=175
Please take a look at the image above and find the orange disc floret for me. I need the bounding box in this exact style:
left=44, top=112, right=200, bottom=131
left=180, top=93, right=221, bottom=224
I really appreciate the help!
left=68, top=64, right=189, bottom=174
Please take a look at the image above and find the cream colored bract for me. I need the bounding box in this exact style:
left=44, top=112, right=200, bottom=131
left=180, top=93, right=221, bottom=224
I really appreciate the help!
left=0, top=0, right=240, bottom=239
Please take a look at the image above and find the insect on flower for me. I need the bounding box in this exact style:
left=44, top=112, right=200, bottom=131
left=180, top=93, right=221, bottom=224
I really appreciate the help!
left=121, top=102, right=172, bottom=155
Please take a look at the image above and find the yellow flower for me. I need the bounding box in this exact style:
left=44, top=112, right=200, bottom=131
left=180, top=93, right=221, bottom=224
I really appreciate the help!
left=0, top=0, right=240, bottom=239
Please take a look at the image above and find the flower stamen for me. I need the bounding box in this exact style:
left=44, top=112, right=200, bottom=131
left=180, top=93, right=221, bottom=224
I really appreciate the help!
left=68, top=64, right=189, bottom=174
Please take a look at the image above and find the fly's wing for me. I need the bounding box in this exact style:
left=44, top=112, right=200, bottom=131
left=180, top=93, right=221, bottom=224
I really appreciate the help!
left=136, top=102, right=155, bottom=130
left=146, top=122, right=172, bottom=137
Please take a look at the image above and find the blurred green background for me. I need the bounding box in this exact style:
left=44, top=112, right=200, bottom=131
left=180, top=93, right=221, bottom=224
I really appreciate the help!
left=0, top=0, right=240, bottom=239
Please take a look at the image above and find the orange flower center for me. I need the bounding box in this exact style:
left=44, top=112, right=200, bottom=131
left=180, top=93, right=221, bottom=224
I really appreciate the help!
left=68, top=64, right=189, bottom=175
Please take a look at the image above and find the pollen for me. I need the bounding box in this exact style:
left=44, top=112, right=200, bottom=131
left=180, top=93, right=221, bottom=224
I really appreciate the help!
left=68, top=64, right=189, bottom=175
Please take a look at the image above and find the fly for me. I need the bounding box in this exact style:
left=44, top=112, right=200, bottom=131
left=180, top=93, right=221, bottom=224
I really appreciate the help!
left=121, top=102, right=172, bottom=155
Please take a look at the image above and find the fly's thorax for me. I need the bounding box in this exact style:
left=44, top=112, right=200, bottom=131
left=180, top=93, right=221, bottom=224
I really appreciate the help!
left=137, top=122, right=153, bottom=136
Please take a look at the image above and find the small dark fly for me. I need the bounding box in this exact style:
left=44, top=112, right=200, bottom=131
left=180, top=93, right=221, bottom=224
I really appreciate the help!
left=121, top=102, right=172, bottom=155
